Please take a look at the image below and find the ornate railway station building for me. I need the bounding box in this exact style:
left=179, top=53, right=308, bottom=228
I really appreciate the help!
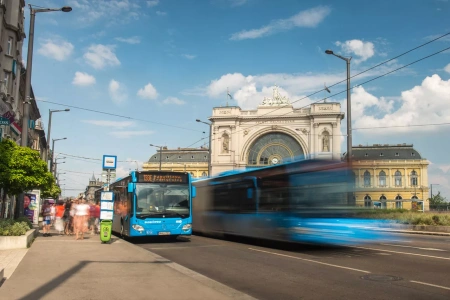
left=209, top=86, right=344, bottom=175
left=350, top=144, right=430, bottom=211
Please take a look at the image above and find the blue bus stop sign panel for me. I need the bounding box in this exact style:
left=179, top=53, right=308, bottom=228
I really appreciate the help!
left=100, top=191, right=114, bottom=220
left=102, top=155, right=117, bottom=169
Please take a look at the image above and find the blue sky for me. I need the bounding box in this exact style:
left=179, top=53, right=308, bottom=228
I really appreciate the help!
left=28, top=0, right=450, bottom=197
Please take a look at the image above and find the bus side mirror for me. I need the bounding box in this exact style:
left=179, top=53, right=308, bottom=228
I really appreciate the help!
left=127, top=183, right=134, bottom=193
left=192, top=186, right=197, bottom=198
left=247, top=188, right=253, bottom=199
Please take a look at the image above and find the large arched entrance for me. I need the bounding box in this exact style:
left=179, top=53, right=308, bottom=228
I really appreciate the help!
left=247, top=132, right=305, bottom=166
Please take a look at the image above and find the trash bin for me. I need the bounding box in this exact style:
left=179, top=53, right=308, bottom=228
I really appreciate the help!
left=100, top=220, right=113, bottom=243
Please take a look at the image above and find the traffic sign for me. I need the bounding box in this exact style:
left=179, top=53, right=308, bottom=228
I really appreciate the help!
left=102, top=155, right=117, bottom=169
left=0, top=117, right=10, bottom=126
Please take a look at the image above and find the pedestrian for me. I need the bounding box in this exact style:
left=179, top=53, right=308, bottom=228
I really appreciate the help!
left=74, top=197, right=90, bottom=240
left=50, top=202, right=56, bottom=226
left=89, top=201, right=96, bottom=235
left=64, top=200, right=72, bottom=235
left=55, top=201, right=65, bottom=235
left=41, top=200, right=52, bottom=237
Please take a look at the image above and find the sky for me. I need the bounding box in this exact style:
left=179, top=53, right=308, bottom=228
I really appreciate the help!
left=27, top=0, right=450, bottom=198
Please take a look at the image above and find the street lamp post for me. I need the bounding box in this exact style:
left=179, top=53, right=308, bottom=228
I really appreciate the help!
left=51, top=138, right=67, bottom=176
left=54, top=161, right=65, bottom=178
left=430, top=184, right=440, bottom=199
left=46, top=109, right=70, bottom=164
left=150, top=144, right=163, bottom=171
left=21, top=5, right=72, bottom=148
left=325, top=49, right=352, bottom=162
left=196, top=119, right=212, bottom=176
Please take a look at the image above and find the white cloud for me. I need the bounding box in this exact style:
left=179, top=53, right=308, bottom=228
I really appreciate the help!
left=109, top=79, right=128, bottom=104
left=147, top=0, right=159, bottom=7
left=353, top=74, right=450, bottom=133
left=82, top=120, right=135, bottom=129
left=335, top=39, right=375, bottom=64
left=445, top=63, right=450, bottom=74
left=156, top=11, right=167, bottom=16
left=109, top=130, right=154, bottom=139
left=230, top=6, right=331, bottom=40
left=83, top=44, right=120, bottom=69
left=72, top=72, right=96, bottom=86
left=68, top=0, right=143, bottom=25
left=163, top=97, right=186, bottom=105
left=37, top=38, right=74, bottom=61
left=182, top=54, right=196, bottom=60
left=137, top=83, right=159, bottom=100
left=115, top=36, right=141, bottom=44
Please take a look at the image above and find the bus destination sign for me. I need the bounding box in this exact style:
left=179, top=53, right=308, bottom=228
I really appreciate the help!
left=138, top=173, right=188, bottom=183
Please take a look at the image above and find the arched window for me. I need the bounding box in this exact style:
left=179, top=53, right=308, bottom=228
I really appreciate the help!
left=410, top=171, right=418, bottom=186
left=395, top=170, right=402, bottom=186
left=364, top=171, right=371, bottom=186
left=201, top=172, right=207, bottom=177
left=364, top=195, right=372, bottom=207
left=395, top=195, right=403, bottom=209
left=380, top=195, right=387, bottom=200
left=190, top=172, right=195, bottom=177
left=379, top=171, right=386, bottom=187
left=411, top=195, right=418, bottom=200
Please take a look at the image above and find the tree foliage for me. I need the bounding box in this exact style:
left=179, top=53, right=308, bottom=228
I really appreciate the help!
left=41, top=180, right=62, bottom=199
left=429, top=192, right=447, bottom=205
left=0, top=139, right=55, bottom=196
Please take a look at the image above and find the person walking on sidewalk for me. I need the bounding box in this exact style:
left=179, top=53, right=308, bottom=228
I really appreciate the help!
left=41, top=201, right=52, bottom=237
left=74, top=197, right=90, bottom=240
left=55, top=201, right=65, bottom=235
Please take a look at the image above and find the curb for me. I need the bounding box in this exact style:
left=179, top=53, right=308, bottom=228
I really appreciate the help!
left=113, top=235, right=257, bottom=300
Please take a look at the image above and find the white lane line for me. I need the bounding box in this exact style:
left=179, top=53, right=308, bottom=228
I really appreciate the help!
left=381, top=244, right=447, bottom=252
left=148, top=245, right=222, bottom=250
left=248, top=248, right=371, bottom=274
left=410, top=280, right=450, bottom=291
left=355, top=246, right=450, bottom=260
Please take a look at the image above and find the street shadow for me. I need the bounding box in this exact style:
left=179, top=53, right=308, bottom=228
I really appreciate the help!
left=18, top=260, right=172, bottom=300
left=129, top=236, right=191, bottom=245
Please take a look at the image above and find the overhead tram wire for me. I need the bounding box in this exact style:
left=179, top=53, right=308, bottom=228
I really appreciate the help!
left=204, top=45, right=450, bottom=144
left=35, top=99, right=203, bottom=133
left=353, top=123, right=450, bottom=130
left=236, top=31, right=450, bottom=127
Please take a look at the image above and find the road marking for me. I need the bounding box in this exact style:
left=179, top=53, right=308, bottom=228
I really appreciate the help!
left=410, top=280, right=450, bottom=291
left=355, top=246, right=450, bottom=260
left=149, top=245, right=222, bottom=250
left=248, top=248, right=371, bottom=274
left=381, top=243, right=447, bottom=252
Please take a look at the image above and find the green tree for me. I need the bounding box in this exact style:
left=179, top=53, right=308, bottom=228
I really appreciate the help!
left=429, top=192, right=447, bottom=205
left=0, top=140, right=56, bottom=217
left=41, top=180, right=62, bottom=199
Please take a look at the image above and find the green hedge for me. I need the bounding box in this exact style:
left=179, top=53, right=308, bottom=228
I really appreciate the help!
left=0, top=218, right=32, bottom=236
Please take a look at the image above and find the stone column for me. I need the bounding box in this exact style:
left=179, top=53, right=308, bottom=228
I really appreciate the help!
left=332, top=122, right=339, bottom=159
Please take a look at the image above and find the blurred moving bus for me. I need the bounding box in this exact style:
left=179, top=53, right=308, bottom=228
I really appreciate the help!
left=105, top=171, right=195, bottom=239
left=193, top=159, right=386, bottom=245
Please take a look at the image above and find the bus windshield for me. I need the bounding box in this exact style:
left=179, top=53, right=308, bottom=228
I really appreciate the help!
left=135, top=183, right=190, bottom=218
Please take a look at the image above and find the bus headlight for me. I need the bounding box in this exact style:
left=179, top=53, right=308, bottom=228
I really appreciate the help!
left=132, top=225, right=144, bottom=232
left=182, top=224, right=192, bottom=231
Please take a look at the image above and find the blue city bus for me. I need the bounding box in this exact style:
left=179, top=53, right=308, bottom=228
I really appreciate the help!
left=193, top=159, right=390, bottom=246
left=108, top=171, right=195, bottom=239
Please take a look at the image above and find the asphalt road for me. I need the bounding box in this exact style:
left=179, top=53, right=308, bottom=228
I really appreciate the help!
left=135, top=233, right=450, bottom=299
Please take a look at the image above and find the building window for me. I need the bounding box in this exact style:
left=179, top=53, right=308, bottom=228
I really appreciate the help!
left=166, top=156, right=169, bottom=159
left=411, top=195, right=418, bottom=200
left=380, top=195, right=387, bottom=201
left=191, top=155, right=194, bottom=159
left=153, top=156, right=157, bottom=159
left=411, top=152, right=415, bottom=156
left=201, top=172, right=207, bottom=177
left=364, top=171, right=371, bottom=186
left=395, top=152, right=399, bottom=157
left=4, top=72, right=10, bottom=90
left=395, top=195, right=403, bottom=209
left=364, top=153, right=368, bottom=157
left=351, top=172, right=357, bottom=187
left=395, top=170, right=402, bottom=186
left=380, top=153, right=384, bottom=157
left=204, top=156, right=207, bottom=159
left=364, top=195, right=372, bottom=207
left=7, top=37, right=13, bottom=55
left=410, top=170, right=418, bottom=186
left=379, top=171, right=386, bottom=187
left=178, top=156, right=181, bottom=159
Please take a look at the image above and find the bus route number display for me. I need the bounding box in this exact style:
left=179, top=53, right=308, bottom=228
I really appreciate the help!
left=138, top=173, right=187, bottom=183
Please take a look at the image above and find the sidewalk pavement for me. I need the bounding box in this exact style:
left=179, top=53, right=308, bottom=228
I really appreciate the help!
left=0, top=231, right=255, bottom=300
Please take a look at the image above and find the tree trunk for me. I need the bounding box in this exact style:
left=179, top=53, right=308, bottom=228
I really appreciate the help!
left=0, top=189, right=6, bottom=218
